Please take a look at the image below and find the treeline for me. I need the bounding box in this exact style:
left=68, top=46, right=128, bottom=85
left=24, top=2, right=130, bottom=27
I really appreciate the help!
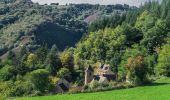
left=89, top=0, right=170, bottom=32
left=0, top=0, right=131, bottom=53
left=75, top=0, right=170, bottom=84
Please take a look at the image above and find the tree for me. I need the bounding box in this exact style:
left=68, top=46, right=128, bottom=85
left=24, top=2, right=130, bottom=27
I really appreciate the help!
left=156, top=44, right=170, bottom=76
left=57, top=68, right=69, bottom=78
left=0, top=65, right=13, bottom=81
left=25, top=53, right=38, bottom=70
left=161, top=0, right=170, bottom=19
left=45, top=45, right=61, bottom=75
left=119, top=45, right=148, bottom=83
left=0, top=60, right=3, bottom=69
left=74, top=26, right=126, bottom=65
left=165, top=10, right=170, bottom=31
left=7, top=50, right=15, bottom=60
left=29, top=69, right=50, bottom=92
left=36, top=45, right=48, bottom=64
left=125, top=55, right=149, bottom=85
left=122, top=24, right=143, bottom=46
left=136, top=10, right=167, bottom=53
left=15, top=55, right=29, bottom=76
left=18, top=46, right=27, bottom=58
left=135, top=10, right=157, bottom=33
left=60, top=49, right=74, bottom=71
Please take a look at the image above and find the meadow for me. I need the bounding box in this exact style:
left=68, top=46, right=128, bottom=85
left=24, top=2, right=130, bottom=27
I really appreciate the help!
left=15, top=78, right=170, bottom=100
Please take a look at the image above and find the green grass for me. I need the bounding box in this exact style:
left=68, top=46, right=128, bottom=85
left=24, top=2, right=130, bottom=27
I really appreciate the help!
left=15, top=78, right=170, bottom=100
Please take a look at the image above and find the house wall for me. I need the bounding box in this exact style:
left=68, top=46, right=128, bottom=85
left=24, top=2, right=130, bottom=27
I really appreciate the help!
left=85, top=71, right=94, bottom=85
left=55, top=78, right=70, bottom=93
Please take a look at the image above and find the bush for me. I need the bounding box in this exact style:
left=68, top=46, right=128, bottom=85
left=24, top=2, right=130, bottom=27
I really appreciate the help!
left=0, top=81, right=14, bottom=97
left=11, top=81, right=33, bottom=97
left=83, top=84, right=89, bottom=90
left=30, top=90, right=43, bottom=97
left=90, top=80, right=100, bottom=89
left=81, top=81, right=134, bottom=93
left=0, top=80, right=33, bottom=97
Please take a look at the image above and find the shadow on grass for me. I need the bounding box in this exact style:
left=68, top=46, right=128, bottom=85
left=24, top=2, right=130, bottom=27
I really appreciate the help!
left=145, top=82, right=170, bottom=87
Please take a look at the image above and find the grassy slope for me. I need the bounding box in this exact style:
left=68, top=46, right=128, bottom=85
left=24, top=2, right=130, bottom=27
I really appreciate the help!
left=15, top=78, right=170, bottom=100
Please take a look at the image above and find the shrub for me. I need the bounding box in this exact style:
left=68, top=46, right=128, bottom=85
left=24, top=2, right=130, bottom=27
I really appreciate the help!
left=83, top=84, right=89, bottom=90
left=30, top=90, right=43, bottom=96
left=0, top=81, right=14, bottom=97
left=90, top=80, right=100, bottom=89
left=11, top=81, right=33, bottom=97
left=0, top=80, right=33, bottom=97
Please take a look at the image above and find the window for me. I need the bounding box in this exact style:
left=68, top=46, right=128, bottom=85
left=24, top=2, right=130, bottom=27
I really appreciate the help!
left=104, top=67, right=108, bottom=70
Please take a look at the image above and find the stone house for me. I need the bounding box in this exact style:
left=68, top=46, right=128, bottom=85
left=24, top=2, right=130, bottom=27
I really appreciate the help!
left=55, top=74, right=71, bottom=93
left=85, top=65, right=94, bottom=85
left=85, top=64, right=116, bottom=85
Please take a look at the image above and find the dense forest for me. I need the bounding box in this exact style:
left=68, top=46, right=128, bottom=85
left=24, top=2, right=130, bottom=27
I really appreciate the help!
left=0, top=0, right=170, bottom=99
left=0, top=0, right=132, bottom=54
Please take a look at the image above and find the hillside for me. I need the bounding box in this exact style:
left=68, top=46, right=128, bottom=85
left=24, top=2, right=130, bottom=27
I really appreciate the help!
left=0, top=0, right=170, bottom=99
left=0, top=0, right=132, bottom=57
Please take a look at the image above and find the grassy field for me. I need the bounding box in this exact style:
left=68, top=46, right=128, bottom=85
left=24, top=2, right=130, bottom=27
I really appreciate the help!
left=15, top=78, right=170, bottom=100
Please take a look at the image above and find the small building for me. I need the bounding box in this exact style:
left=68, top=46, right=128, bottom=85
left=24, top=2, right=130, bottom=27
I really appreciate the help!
left=85, top=64, right=116, bottom=85
left=54, top=74, right=71, bottom=93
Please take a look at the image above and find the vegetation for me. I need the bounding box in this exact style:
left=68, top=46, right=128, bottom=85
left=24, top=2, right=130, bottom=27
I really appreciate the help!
left=156, top=44, right=170, bottom=76
left=0, top=0, right=170, bottom=99
left=0, top=0, right=131, bottom=52
left=16, top=78, right=170, bottom=100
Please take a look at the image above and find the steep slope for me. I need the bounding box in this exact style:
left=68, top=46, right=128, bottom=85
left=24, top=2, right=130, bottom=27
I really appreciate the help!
left=0, top=0, right=131, bottom=57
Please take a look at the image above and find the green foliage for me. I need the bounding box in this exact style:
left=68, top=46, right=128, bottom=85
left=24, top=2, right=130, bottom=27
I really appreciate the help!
left=156, top=44, right=170, bottom=76
left=25, top=53, right=38, bottom=70
left=135, top=10, right=157, bottom=32
left=119, top=45, right=148, bottom=81
left=0, top=80, right=33, bottom=97
left=0, top=0, right=130, bottom=51
left=35, top=45, right=48, bottom=64
left=122, top=24, right=142, bottom=46
left=45, top=45, right=61, bottom=75
left=0, top=64, right=13, bottom=81
left=125, top=55, right=149, bottom=85
left=57, top=68, right=69, bottom=78
left=29, top=69, right=50, bottom=92
left=60, top=49, right=74, bottom=71
left=135, top=10, right=168, bottom=53
left=7, top=50, right=15, bottom=60
left=145, top=55, right=156, bottom=75
left=74, top=26, right=126, bottom=65
left=90, top=80, right=100, bottom=89
left=88, top=13, right=126, bottom=32
left=109, top=51, right=121, bottom=74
